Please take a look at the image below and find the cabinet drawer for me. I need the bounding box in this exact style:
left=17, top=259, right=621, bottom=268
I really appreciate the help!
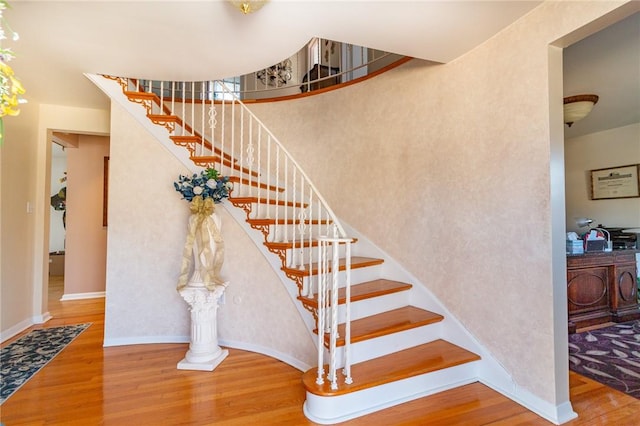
left=613, top=252, right=637, bottom=264
left=567, top=253, right=614, bottom=268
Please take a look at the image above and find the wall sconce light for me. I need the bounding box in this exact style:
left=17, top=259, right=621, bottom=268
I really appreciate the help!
left=563, top=94, right=599, bottom=127
left=229, top=1, right=269, bottom=14
left=575, top=217, right=593, bottom=228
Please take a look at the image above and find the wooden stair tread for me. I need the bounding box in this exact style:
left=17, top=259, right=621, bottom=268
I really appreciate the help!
left=321, top=306, right=443, bottom=346
left=299, top=279, right=411, bottom=308
left=125, top=91, right=159, bottom=101
left=147, top=113, right=179, bottom=121
left=282, top=256, right=383, bottom=277
left=266, top=237, right=357, bottom=251
left=302, top=339, right=481, bottom=396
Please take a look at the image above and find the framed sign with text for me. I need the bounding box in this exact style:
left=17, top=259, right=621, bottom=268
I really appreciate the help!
left=590, top=164, right=640, bottom=200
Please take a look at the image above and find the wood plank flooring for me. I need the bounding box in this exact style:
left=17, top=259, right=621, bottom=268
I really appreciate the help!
left=1, top=276, right=639, bottom=425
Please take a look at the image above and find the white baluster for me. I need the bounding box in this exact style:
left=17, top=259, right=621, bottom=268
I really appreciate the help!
left=343, top=239, right=352, bottom=384
left=181, top=82, right=186, bottom=136
left=283, top=159, right=288, bottom=243
left=171, top=81, right=175, bottom=116
left=266, top=135, right=271, bottom=219
left=239, top=107, right=245, bottom=194
left=291, top=168, right=297, bottom=267
left=256, top=125, right=262, bottom=219
left=201, top=82, right=206, bottom=153
left=160, top=81, right=164, bottom=118
left=208, top=102, right=217, bottom=160
left=247, top=115, right=254, bottom=200
left=329, top=239, right=340, bottom=390
left=230, top=97, right=235, bottom=185
left=274, top=145, right=280, bottom=241
left=221, top=89, right=227, bottom=175
left=298, top=174, right=305, bottom=271
left=315, top=238, right=326, bottom=385
left=306, top=193, right=314, bottom=297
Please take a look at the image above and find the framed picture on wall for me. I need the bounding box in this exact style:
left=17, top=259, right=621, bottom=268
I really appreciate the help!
left=590, top=164, right=640, bottom=200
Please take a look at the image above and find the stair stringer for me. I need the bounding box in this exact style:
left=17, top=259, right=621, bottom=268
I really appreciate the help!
left=334, top=220, right=574, bottom=425
left=85, top=74, right=196, bottom=173
left=223, top=196, right=519, bottom=414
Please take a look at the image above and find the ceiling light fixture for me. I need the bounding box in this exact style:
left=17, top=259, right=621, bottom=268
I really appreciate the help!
left=563, top=94, right=599, bottom=127
left=230, top=1, right=269, bottom=14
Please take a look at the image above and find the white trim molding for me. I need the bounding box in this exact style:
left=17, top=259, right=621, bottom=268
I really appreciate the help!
left=60, top=291, right=106, bottom=301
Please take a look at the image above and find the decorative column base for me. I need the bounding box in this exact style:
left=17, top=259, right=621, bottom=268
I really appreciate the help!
left=177, top=281, right=229, bottom=372
left=177, top=348, right=229, bottom=372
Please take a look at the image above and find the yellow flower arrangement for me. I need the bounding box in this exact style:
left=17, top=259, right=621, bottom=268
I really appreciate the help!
left=0, top=0, right=26, bottom=144
left=0, top=61, right=24, bottom=117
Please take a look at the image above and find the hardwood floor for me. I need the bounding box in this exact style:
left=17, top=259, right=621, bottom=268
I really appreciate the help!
left=1, top=276, right=639, bottom=425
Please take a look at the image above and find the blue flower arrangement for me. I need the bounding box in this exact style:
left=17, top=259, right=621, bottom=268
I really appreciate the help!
left=174, top=168, right=232, bottom=203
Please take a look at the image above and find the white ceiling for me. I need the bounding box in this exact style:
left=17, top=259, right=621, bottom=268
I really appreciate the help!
left=5, top=0, right=541, bottom=109
left=563, top=11, right=640, bottom=139
left=4, top=1, right=639, bottom=139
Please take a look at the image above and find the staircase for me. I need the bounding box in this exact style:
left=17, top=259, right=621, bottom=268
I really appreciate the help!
left=96, top=75, right=483, bottom=424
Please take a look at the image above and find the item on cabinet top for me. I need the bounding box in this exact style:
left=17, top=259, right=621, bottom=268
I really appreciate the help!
left=566, top=239, right=584, bottom=255
left=576, top=218, right=612, bottom=252
left=584, top=239, right=606, bottom=253
left=602, top=227, right=639, bottom=250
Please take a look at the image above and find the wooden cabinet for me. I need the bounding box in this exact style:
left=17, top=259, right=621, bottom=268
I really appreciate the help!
left=567, top=250, right=639, bottom=333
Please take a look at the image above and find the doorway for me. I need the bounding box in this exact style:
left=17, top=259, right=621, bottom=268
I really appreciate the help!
left=49, top=141, right=67, bottom=306
left=46, top=132, right=109, bottom=311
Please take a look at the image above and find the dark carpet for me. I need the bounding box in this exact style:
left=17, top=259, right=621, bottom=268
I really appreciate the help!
left=0, top=323, right=91, bottom=404
left=568, top=320, right=640, bottom=399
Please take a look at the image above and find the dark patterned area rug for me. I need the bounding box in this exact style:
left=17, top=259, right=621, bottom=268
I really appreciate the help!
left=0, top=323, right=91, bottom=404
left=569, top=320, right=640, bottom=399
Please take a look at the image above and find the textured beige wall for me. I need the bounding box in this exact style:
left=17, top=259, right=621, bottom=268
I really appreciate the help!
left=565, top=123, right=640, bottom=232
left=1, top=102, right=111, bottom=338
left=244, top=0, right=635, bottom=402
left=64, top=135, right=110, bottom=295
left=104, top=103, right=316, bottom=366
left=1, top=103, right=39, bottom=336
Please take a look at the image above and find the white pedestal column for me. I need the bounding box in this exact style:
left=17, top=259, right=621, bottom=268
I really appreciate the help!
left=177, top=281, right=229, bottom=371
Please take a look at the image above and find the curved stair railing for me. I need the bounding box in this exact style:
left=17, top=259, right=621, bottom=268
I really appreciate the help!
left=107, top=75, right=353, bottom=389
left=93, top=72, right=490, bottom=423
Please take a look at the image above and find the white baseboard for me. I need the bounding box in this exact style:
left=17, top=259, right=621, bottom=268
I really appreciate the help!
left=60, top=291, right=106, bottom=301
left=103, top=335, right=189, bottom=347
left=34, top=312, right=52, bottom=324
left=219, top=338, right=313, bottom=372
left=0, top=311, right=57, bottom=343
left=481, top=377, right=578, bottom=425
left=0, top=318, right=34, bottom=343
left=102, top=335, right=311, bottom=372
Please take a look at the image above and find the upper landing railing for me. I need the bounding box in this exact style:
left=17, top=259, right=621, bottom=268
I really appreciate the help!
left=146, top=37, right=406, bottom=102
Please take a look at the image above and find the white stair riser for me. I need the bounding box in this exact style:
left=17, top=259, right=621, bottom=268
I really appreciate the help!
left=313, top=290, right=410, bottom=323
left=324, top=321, right=443, bottom=367
left=304, top=361, right=480, bottom=424
left=300, top=267, right=385, bottom=296
left=261, top=224, right=338, bottom=243
left=244, top=204, right=308, bottom=220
